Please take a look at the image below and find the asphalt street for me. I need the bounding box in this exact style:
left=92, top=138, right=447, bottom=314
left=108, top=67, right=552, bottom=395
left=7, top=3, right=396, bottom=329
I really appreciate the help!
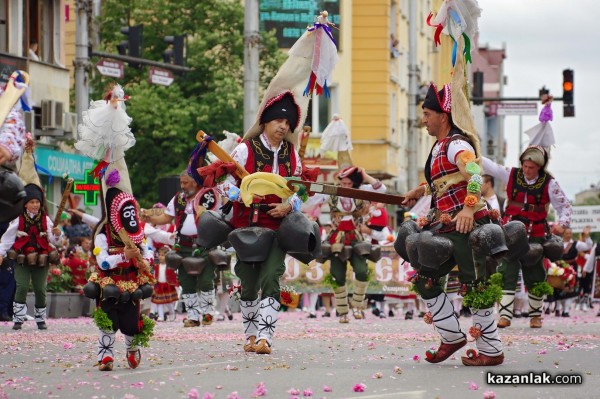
left=0, top=309, right=598, bottom=399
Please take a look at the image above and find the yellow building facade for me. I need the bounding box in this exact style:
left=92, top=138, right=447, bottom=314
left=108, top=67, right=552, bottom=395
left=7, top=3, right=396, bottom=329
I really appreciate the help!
left=324, top=0, right=447, bottom=194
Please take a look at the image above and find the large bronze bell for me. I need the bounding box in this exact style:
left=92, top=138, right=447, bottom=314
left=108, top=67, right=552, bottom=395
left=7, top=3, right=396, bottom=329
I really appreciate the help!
left=48, top=250, right=60, bottom=264
left=394, top=220, right=420, bottom=262
left=182, top=256, right=208, bottom=275
left=165, top=250, right=183, bottom=269
left=83, top=282, right=100, bottom=299
left=405, top=232, right=421, bottom=269
left=102, top=284, right=121, bottom=302
left=367, top=245, right=382, bottom=262
left=417, top=231, right=454, bottom=271
left=26, top=252, right=38, bottom=266
left=520, top=243, right=544, bottom=268
left=196, top=210, right=233, bottom=249
left=228, top=227, right=276, bottom=263
left=503, top=221, right=530, bottom=260
left=277, top=212, right=319, bottom=254
left=208, top=248, right=231, bottom=271
left=0, top=169, right=26, bottom=224
left=352, top=242, right=372, bottom=258
left=469, top=223, right=509, bottom=260
left=37, top=254, right=48, bottom=267
left=542, top=234, right=563, bottom=262
left=140, top=283, right=154, bottom=299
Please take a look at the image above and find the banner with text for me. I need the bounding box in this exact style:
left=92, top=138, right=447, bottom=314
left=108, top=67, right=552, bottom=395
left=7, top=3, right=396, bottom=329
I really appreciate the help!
left=281, top=246, right=414, bottom=295
left=570, top=205, right=600, bottom=233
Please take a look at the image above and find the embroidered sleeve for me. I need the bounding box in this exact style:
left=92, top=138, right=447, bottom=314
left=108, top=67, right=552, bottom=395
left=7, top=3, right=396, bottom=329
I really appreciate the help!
left=481, top=157, right=511, bottom=183
left=94, top=234, right=125, bottom=270
left=0, top=218, right=19, bottom=257
left=0, top=108, right=27, bottom=163
left=548, top=179, right=571, bottom=227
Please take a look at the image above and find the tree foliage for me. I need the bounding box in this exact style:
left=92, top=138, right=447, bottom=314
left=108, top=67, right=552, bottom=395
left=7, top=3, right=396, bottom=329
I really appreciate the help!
left=91, top=0, right=285, bottom=207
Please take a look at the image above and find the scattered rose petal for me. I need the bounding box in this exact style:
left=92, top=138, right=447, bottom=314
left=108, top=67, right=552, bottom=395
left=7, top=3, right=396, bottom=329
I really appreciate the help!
left=302, top=388, right=313, bottom=397
left=393, top=366, right=402, bottom=374
left=130, top=382, right=144, bottom=389
left=225, top=364, right=239, bottom=371
left=63, top=343, right=74, bottom=350
left=226, top=392, right=242, bottom=399
left=538, top=350, right=547, bottom=355
left=287, top=388, right=300, bottom=396
left=468, top=382, right=479, bottom=390
left=252, top=382, right=267, bottom=397
left=372, top=372, right=383, bottom=379
left=483, top=390, right=496, bottom=399
left=203, top=393, right=215, bottom=399
left=188, top=389, right=199, bottom=399
left=412, top=355, right=420, bottom=362
left=323, top=385, right=332, bottom=392
left=353, top=383, right=366, bottom=392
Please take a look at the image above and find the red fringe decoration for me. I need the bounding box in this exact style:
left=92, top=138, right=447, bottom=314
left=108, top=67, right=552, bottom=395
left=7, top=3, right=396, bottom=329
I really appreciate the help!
left=301, top=164, right=320, bottom=182
left=423, top=312, right=434, bottom=325
left=90, top=160, right=109, bottom=178
left=469, top=326, right=482, bottom=339
left=196, top=161, right=237, bottom=188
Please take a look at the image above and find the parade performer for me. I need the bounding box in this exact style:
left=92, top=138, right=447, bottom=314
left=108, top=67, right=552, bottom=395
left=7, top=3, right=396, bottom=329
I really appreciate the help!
left=141, top=170, right=221, bottom=327
left=76, top=84, right=155, bottom=371
left=482, top=146, right=572, bottom=328
left=150, top=246, right=179, bottom=322
left=0, top=138, right=63, bottom=330
left=397, top=29, right=505, bottom=365
left=210, top=11, right=338, bottom=355
left=305, top=167, right=386, bottom=323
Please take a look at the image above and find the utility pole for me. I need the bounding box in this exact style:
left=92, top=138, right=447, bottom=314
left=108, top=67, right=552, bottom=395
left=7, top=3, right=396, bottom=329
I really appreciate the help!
left=74, top=0, right=91, bottom=123
left=243, top=0, right=260, bottom=132
left=407, top=0, right=419, bottom=189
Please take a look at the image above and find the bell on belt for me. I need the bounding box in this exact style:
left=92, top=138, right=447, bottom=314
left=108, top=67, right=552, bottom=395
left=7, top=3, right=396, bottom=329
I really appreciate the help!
left=0, top=169, right=26, bottom=224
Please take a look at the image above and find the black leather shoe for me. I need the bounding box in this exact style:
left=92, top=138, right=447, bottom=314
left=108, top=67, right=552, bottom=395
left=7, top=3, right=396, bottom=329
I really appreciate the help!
left=12, top=322, right=22, bottom=330
left=37, top=322, right=47, bottom=330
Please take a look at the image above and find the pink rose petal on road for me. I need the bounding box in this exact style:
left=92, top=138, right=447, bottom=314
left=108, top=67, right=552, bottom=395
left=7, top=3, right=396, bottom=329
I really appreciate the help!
left=484, top=390, right=496, bottom=399
left=323, top=385, right=332, bottom=392
left=303, top=388, right=313, bottom=396
left=203, top=393, right=215, bottom=399
left=287, top=388, right=300, bottom=395
left=412, top=355, right=420, bottom=362
left=353, top=383, right=366, bottom=392
left=188, top=388, right=199, bottom=399
left=252, top=382, right=267, bottom=397
left=468, top=382, right=479, bottom=390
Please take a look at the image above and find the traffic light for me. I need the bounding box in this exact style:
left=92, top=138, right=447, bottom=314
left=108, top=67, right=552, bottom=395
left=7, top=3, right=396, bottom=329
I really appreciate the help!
left=117, top=24, right=144, bottom=67
left=472, top=71, right=484, bottom=105
left=562, top=69, right=574, bottom=117
left=162, top=35, right=186, bottom=66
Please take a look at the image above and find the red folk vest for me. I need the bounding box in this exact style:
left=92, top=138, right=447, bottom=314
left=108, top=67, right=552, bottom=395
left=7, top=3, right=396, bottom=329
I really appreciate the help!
left=503, top=168, right=551, bottom=238
left=13, top=212, right=50, bottom=254
left=426, top=133, right=469, bottom=214
left=230, top=137, right=297, bottom=230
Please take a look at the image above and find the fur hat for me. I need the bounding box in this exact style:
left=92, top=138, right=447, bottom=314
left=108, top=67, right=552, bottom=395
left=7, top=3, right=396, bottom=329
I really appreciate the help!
left=520, top=146, right=548, bottom=169
left=259, top=91, right=300, bottom=131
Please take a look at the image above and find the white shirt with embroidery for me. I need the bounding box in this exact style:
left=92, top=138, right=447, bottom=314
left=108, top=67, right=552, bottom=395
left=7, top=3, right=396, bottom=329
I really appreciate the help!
left=482, top=157, right=572, bottom=227
left=94, top=233, right=151, bottom=270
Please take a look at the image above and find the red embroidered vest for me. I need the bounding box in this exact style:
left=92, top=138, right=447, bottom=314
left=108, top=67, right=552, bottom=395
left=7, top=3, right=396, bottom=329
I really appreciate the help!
left=503, top=168, right=551, bottom=238
left=13, top=212, right=50, bottom=253
left=426, top=132, right=469, bottom=214
left=230, top=137, right=297, bottom=230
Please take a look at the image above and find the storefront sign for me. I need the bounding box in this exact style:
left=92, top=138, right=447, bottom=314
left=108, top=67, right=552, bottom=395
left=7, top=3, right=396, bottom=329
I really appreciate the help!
left=34, top=148, right=95, bottom=181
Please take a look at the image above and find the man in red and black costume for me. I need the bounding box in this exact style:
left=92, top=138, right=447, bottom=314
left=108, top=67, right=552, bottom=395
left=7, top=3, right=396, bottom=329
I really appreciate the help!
left=483, top=146, right=572, bottom=328
left=400, top=82, right=504, bottom=366
left=218, top=91, right=303, bottom=355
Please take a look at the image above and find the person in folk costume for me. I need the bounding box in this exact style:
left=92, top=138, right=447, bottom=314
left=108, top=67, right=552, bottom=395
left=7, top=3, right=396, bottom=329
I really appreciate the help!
left=483, top=146, right=572, bottom=329
left=150, top=246, right=179, bottom=322
left=400, top=22, right=505, bottom=365
left=576, top=228, right=595, bottom=312
left=304, top=167, right=386, bottom=323
left=141, top=170, right=221, bottom=327
left=76, top=84, right=156, bottom=371
left=0, top=139, right=64, bottom=330
left=554, top=227, right=592, bottom=316
left=210, top=11, right=338, bottom=355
